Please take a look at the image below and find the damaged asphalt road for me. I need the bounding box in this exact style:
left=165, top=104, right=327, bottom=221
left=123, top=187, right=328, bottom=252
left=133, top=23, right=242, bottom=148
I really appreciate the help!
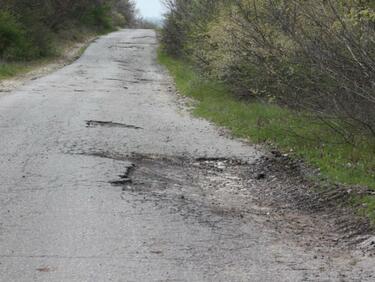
left=0, top=29, right=374, bottom=281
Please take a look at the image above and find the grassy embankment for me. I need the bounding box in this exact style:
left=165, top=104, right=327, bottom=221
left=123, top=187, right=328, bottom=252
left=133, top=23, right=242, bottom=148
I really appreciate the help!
left=158, top=49, right=375, bottom=223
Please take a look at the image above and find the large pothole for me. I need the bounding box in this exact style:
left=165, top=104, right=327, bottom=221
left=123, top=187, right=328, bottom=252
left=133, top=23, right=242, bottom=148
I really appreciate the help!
left=76, top=151, right=374, bottom=255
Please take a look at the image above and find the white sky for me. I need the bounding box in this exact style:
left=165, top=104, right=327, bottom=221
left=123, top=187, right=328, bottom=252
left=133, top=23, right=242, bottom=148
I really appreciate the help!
left=134, top=0, right=166, bottom=19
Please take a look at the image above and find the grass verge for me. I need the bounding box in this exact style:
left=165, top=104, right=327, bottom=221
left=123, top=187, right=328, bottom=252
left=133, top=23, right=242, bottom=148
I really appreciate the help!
left=0, top=63, right=30, bottom=80
left=158, top=48, right=375, bottom=223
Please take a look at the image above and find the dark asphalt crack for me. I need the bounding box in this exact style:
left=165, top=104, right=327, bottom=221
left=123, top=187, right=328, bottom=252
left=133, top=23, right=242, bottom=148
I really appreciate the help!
left=85, top=120, right=142, bottom=130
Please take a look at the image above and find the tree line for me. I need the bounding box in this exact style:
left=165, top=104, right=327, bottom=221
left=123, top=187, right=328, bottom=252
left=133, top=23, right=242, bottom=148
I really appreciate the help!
left=0, top=0, right=137, bottom=60
left=161, top=0, right=375, bottom=146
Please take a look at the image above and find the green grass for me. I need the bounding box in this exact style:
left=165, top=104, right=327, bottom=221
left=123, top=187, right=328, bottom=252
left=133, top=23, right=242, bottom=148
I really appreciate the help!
left=158, top=48, right=375, bottom=223
left=0, top=56, right=65, bottom=81
left=0, top=63, right=30, bottom=80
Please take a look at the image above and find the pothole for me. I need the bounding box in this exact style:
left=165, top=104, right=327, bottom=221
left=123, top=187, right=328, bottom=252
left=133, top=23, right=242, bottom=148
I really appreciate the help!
left=131, top=36, right=155, bottom=39
left=72, top=151, right=374, bottom=254
left=117, top=42, right=158, bottom=46
left=110, top=164, right=136, bottom=187
left=105, top=78, right=124, bottom=82
left=109, top=45, right=145, bottom=50
left=85, top=120, right=142, bottom=129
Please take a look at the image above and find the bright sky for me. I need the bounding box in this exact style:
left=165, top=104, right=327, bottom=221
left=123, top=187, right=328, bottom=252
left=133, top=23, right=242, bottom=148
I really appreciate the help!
left=134, top=0, right=165, bottom=19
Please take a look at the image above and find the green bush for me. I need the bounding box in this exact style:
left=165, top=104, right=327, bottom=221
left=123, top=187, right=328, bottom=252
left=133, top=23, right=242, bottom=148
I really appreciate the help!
left=0, top=1, right=137, bottom=62
left=81, top=4, right=113, bottom=31
left=27, top=23, right=55, bottom=58
left=162, top=0, right=375, bottom=142
left=0, top=11, right=29, bottom=60
left=0, top=11, right=55, bottom=60
left=111, top=11, right=127, bottom=28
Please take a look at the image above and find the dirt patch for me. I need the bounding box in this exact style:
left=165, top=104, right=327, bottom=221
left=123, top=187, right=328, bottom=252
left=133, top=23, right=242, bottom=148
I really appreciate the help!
left=247, top=151, right=372, bottom=214
left=85, top=120, right=142, bottom=130
left=244, top=151, right=375, bottom=254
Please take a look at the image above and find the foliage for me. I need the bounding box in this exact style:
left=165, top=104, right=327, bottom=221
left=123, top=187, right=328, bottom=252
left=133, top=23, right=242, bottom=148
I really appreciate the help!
left=0, top=11, right=32, bottom=60
left=0, top=0, right=137, bottom=61
left=161, top=0, right=375, bottom=155
left=81, top=4, right=113, bottom=30
left=137, top=18, right=161, bottom=30
left=0, top=62, right=29, bottom=80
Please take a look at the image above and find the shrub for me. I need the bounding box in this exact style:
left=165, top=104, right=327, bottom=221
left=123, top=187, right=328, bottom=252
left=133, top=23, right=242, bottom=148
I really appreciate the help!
left=81, top=4, right=113, bottom=31
left=162, top=0, right=375, bottom=143
left=111, top=11, right=127, bottom=28
left=0, top=1, right=138, bottom=61
left=0, top=11, right=30, bottom=60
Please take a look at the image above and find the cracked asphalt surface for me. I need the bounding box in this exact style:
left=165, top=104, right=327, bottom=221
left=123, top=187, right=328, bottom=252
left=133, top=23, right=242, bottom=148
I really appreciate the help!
left=0, top=29, right=374, bottom=281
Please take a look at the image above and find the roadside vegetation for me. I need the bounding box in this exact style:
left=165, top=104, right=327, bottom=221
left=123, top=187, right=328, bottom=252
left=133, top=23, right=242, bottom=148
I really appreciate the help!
left=0, top=0, right=137, bottom=78
left=159, top=0, right=375, bottom=222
